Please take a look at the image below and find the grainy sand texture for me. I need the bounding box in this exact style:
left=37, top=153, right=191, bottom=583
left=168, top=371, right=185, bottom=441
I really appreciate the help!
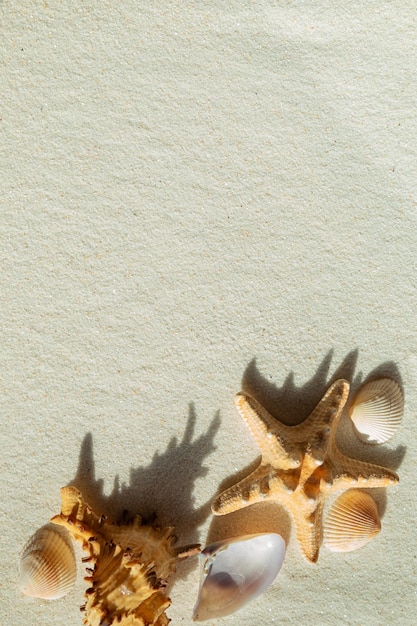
left=1, top=2, right=416, bottom=624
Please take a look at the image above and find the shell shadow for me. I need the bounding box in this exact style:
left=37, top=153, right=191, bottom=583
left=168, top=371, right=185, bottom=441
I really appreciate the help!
left=207, top=503, right=292, bottom=548
left=335, top=360, right=406, bottom=469
left=68, top=403, right=221, bottom=581
left=208, top=350, right=406, bottom=551
left=338, top=360, right=406, bottom=518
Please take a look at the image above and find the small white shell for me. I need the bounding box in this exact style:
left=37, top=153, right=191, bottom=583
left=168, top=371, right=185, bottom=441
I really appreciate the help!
left=349, top=378, right=403, bottom=444
left=323, top=490, right=381, bottom=553
left=19, top=523, right=76, bottom=599
left=193, top=533, right=286, bottom=621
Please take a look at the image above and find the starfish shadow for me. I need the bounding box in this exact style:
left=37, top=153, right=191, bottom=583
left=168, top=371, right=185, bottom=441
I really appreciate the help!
left=241, top=348, right=360, bottom=425
left=242, top=351, right=406, bottom=471
left=68, top=403, right=221, bottom=581
left=208, top=351, right=406, bottom=546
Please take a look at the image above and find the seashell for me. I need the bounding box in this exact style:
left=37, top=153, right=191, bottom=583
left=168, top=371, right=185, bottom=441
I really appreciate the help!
left=51, top=486, right=199, bottom=626
left=349, top=378, right=403, bottom=444
left=19, top=523, right=76, bottom=600
left=323, top=489, right=381, bottom=553
left=193, top=533, right=286, bottom=621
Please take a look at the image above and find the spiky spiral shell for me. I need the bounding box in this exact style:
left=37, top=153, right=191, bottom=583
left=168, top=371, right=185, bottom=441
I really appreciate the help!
left=51, top=487, right=180, bottom=625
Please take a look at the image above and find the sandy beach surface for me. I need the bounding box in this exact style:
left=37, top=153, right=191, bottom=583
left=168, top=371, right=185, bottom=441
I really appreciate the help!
left=1, top=2, right=416, bottom=624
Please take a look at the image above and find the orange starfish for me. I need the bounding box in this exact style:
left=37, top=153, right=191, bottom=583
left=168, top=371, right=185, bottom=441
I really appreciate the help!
left=212, top=379, right=399, bottom=562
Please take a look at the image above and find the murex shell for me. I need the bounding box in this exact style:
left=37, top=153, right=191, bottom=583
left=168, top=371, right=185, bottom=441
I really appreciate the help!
left=51, top=486, right=198, bottom=626
left=193, top=533, right=286, bottom=621
left=349, top=378, right=403, bottom=444
left=323, top=489, right=381, bottom=553
left=19, top=523, right=76, bottom=599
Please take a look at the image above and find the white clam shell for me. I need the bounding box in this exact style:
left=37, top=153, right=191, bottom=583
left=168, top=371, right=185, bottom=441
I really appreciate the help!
left=193, top=533, right=286, bottom=621
left=19, top=523, right=76, bottom=600
left=349, top=378, right=403, bottom=444
left=323, top=490, right=381, bottom=553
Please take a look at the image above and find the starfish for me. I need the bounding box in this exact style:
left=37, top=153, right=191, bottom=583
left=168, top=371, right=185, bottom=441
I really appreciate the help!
left=212, top=379, right=399, bottom=563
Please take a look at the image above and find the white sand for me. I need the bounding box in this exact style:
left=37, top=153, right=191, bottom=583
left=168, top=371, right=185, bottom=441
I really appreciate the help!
left=1, top=2, right=416, bottom=624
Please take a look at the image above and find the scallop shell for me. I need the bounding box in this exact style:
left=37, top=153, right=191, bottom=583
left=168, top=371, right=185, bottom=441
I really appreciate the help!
left=19, top=523, right=76, bottom=600
left=349, top=378, right=403, bottom=444
left=51, top=486, right=198, bottom=626
left=323, top=490, right=381, bottom=553
left=193, top=533, right=286, bottom=621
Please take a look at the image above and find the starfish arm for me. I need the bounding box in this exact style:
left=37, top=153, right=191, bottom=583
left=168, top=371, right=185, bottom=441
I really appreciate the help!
left=329, top=452, right=399, bottom=492
left=288, top=497, right=324, bottom=563
left=294, top=380, right=350, bottom=462
left=212, top=464, right=277, bottom=515
left=235, top=393, right=301, bottom=469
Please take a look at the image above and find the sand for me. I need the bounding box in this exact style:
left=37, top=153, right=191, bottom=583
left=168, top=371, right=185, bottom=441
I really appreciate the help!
left=1, top=2, right=416, bottom=624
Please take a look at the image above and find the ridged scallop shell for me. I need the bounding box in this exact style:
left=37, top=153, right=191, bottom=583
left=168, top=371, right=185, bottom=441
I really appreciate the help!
left=193, top=533, right=286, bottom=621
left=51, top=486, right=198, bottom=626
left=323, top=490, right=381, bottom=553
left=349, top=378, right=403, bottom=444
left=19, top=523, right=76, bottom=599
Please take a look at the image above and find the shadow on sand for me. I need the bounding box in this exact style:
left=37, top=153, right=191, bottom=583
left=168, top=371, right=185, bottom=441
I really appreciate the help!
left=67, top=403, right=221, bottom=581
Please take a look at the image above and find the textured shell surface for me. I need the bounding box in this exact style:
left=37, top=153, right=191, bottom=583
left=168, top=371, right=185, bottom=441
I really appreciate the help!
left=323, top=489, right=381, bottom=553
left=193, top=533, right=286, bottom=621
left=19, top=523, right=76, bottom=600
left=349, top=378, right=403, bottom=444
left=51, top=486, right=197, bottom=626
